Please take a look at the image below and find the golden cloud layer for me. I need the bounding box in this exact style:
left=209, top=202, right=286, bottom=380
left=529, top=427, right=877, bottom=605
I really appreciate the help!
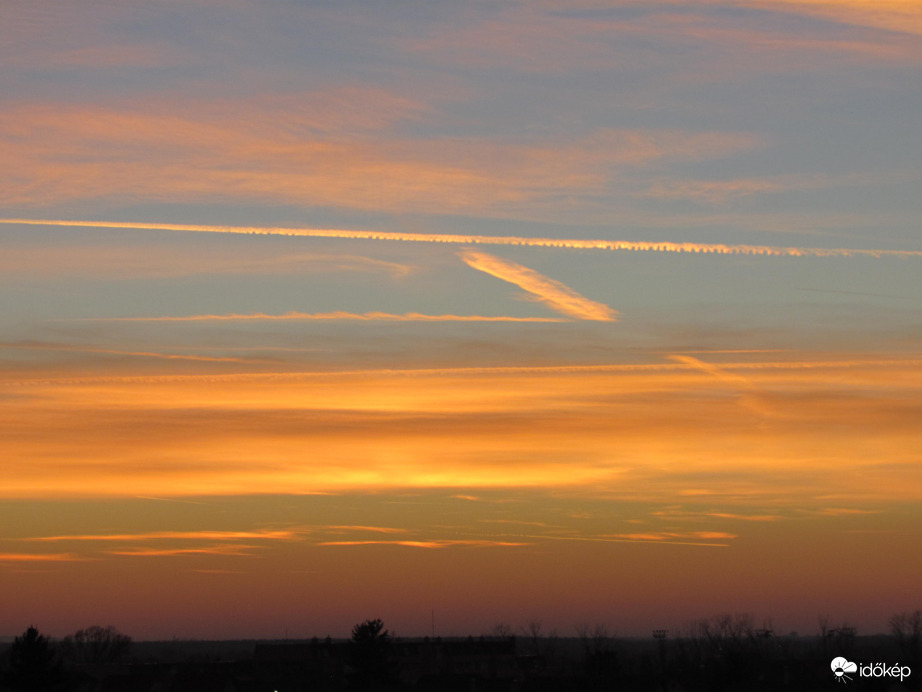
left=2, top=356, right=920, bottom=505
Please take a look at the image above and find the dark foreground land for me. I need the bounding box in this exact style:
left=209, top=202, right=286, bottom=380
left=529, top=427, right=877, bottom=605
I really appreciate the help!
left=1, top=619, right=920, bottom=691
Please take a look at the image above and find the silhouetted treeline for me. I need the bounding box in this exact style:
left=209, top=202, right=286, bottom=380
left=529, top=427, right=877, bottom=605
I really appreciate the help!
left=0, top=625, right=131, bottom=692
left=2, top=612, right=920, bottom=691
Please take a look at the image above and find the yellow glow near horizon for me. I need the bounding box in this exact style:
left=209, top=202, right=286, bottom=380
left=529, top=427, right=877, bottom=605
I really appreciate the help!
left=2, top=356, right=920, bottom=502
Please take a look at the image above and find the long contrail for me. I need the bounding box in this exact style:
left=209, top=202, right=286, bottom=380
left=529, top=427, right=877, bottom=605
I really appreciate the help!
left=69, top=311, right=566, bottom=323
left=3, top=218, right=921, bottom=258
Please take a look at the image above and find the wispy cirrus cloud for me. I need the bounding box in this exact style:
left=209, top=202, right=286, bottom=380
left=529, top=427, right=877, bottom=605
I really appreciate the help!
left=668, top=354, right=775, bottom=418
left=0, top=92, right=754, bottom=216
left=107, top=545, right=258, bottom=557
left=323, top=526, right=407, bottom=534
left=707, top=512, right=783, bottom=522
left=606, top=531, right=738, bottom=542
left=0, top=3, right=179, bottom=73
left=318, top=540, right=530, bottom=549
left=479, top=519, right=551, bottom=528
left=0, top=552, right=83, bottom=562
left=404, top=1, right=922, bottom=86
left=642, top=177, right=787, bottom=204
left=28, top=529, right=300, bottom=542
left=650, top=508, right=784, bottom=522
left=0, top=342, right=250, bottom=364
left=810, top=508, right=883, bottom=517
left=739, top=0, right=922, bottom=37
left=458, top=249, right=618, bottom=322
left=640, top=171, right=922, bottom=206
left=525, top=534, right=732, bottom=548
left=0, top=245, right=415, bottom=280
left=17, top=529, right=303, bottom=562
left=7, top=356, right=922, bottom=389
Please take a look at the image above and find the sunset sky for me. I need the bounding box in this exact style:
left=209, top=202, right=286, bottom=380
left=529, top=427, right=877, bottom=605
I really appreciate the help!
left=1, top=1, right=921, bottom=641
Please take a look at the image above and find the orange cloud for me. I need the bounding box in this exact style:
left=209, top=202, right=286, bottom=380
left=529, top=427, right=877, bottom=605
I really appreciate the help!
left=1, top=5, right=181, bottom=72
left=739, top=0, right=922, bottom=36
left=705, top=512, right=783, bottom=522
left=29, top=530, right=299, bottom=542
left=0, top=244, right=415, bottom=280
left=479, top=519, right=551, bottom=527
left=107, top=545, right=258, bottom=557
left=640, top=171, right=910, bottom=206
left=0, top=553, right=82, bottom=562
left=811, top=508, right=883, bottom=517
left=525, top=534, right=731, bottom=548
left=1, top=342, right=249, bottom=364
left=405, top=1, right=922, bottom=83
left=458, top=249, right=618, bottom=321
left=0, top=93, right=754, bottom=215
left=323, top=526, right=407, bottom=534
left=604, top=531, right=738, bottom=543
left=2, top=355, right=920, bottom=506
left=317, top=540, right=530, bottom=548
left=6, top=356, right=922, bottom=391
left=667, top=354, right=774, bottom=418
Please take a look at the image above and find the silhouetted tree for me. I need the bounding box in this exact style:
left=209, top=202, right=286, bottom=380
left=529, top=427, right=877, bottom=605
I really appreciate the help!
left=677, top=613, right=763, bottom=689
left=890, top=609, right=922, bottom=658
left=7, top=626, right=63, bottom=691
left=576, top=623, right=619, bottom=683
left=489, top=623, right=515, bottom=641
left=348, top=618, right=397, bottom=690
left=61, top=625, right=132, bottom=665
left=575, top=622, right=613, bottom=658
left=519, top=620, right=559, bottom=673
left=816, top=614, right=856, bottom=658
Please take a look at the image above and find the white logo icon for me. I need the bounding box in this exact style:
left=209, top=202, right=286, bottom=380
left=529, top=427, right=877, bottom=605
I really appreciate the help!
left=831, top=657, right=857, bottom=683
